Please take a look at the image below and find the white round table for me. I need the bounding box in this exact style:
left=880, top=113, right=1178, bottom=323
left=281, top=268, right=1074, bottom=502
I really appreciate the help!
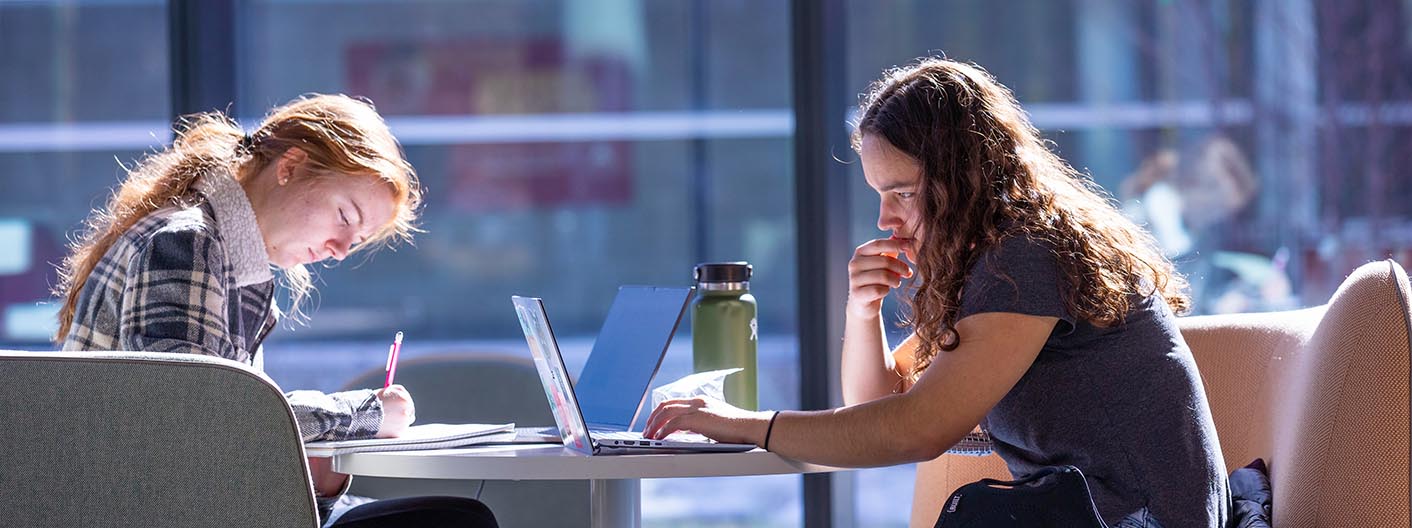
left=333, top=444, right=846, bottom=527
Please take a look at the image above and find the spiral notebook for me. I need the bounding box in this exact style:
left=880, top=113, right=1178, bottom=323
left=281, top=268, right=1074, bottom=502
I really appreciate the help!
left=304, top=422, right=516, bottom=457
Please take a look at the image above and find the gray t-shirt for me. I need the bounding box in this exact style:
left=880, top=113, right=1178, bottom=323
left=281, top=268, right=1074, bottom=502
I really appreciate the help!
left=960, top=236, right=1229, bottom=528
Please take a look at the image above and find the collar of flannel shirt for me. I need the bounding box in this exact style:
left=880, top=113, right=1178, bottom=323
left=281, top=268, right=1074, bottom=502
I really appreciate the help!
left=193, top=171, right=274, bottom=287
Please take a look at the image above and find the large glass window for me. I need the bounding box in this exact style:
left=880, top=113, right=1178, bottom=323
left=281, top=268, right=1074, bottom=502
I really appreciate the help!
left=0, top=0, right=170, bottom=344
left=8, top=0, right=1409, bottom=525
left=234, top=1, right=799, bottom=525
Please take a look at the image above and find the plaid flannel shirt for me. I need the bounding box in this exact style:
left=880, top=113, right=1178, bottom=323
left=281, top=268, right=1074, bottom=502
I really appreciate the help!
left=62, top=172, right=383, bottom=444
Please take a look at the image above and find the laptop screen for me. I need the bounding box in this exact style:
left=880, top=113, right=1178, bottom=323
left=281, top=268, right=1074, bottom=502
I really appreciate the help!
left=575, top=286, right=693, bottom=430
left=512, top=296, right=596, bottom=455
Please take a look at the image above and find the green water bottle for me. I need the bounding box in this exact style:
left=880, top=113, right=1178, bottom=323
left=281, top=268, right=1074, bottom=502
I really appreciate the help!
left=692, top=262, right=758, bottom=410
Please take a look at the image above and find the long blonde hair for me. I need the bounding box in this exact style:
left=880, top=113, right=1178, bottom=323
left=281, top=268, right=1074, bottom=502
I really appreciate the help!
left=852, top=58, right=1189, bottom=378
left=54, top=94, right=421, bottom=342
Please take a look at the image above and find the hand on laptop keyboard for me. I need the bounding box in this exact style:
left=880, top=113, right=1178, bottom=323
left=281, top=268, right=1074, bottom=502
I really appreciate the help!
left=597, top=431, right=715, bottom=444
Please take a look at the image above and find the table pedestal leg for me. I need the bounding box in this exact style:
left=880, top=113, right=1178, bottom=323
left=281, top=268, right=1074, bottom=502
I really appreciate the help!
left=590, top=478, right=640, bottom=528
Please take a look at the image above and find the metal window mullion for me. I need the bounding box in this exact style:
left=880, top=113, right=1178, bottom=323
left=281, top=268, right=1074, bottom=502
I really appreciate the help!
left=791, top=0, right=852, bottom=527
left=168, top=0, right=238, bottom=122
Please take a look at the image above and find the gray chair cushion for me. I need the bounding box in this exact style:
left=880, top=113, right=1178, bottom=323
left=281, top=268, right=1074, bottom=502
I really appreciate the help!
left=0, top=351, right=318, bottom=528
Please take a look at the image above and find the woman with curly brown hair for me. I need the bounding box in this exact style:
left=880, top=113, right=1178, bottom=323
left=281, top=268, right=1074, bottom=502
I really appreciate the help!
left=646, top=58, right=1228, bottom=528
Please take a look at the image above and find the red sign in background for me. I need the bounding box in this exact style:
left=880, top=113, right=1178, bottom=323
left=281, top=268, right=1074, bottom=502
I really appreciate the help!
left=346, top=39, right=633, bottom=212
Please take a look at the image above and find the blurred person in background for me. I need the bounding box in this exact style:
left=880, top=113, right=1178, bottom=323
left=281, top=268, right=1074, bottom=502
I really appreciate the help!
left=1122, top=135, right=1294, bottom=314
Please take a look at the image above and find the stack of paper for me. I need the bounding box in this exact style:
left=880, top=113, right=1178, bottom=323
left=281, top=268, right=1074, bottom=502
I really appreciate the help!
left=305, top=423, right=516, bottom=457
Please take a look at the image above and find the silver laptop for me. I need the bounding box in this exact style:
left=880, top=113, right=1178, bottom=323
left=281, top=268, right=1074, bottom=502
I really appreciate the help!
left=512, top=290, right=756, bottom=455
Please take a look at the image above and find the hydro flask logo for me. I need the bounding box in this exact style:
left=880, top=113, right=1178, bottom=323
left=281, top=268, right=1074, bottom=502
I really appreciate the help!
left=749, top=318, right=758, bottom=341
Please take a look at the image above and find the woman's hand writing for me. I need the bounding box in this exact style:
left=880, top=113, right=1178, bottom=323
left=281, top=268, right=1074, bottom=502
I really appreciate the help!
left=374, top=384, right=416, bottom=438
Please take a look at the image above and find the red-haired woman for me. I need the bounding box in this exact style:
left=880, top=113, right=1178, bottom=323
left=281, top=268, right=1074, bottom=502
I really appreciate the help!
left=55, top=94, right=497, bottom=527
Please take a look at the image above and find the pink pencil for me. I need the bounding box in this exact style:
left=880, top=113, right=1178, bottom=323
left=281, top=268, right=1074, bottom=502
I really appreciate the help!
left=383, top=331, right=403, bottom=388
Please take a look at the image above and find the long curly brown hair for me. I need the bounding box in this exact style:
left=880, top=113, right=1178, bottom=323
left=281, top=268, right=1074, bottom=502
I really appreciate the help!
left=851, top=57, right=1190, bottom=378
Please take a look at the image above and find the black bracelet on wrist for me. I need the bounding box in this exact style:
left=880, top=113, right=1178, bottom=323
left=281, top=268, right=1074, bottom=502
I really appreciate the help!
left=762, top=411, right=781, bottom=451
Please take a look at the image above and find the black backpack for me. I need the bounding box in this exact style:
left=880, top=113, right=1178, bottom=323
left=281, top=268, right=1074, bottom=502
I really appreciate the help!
left=933, top=465, right=1108, bottom=528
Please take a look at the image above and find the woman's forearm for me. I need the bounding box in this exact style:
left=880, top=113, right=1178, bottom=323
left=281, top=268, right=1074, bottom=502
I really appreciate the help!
left=777, top=312, right=1055, bottom=467
left=840, top=312, right=902, bottom=405
left=767, top=392, right=962, bottom=467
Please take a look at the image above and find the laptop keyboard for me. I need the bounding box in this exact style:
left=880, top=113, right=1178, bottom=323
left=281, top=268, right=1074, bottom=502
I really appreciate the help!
left=595, top=431, right=715, bottom=444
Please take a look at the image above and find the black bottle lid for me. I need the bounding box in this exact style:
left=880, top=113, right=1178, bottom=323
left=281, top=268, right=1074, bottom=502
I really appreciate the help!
left=694, top=262, right=752, bottom=283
